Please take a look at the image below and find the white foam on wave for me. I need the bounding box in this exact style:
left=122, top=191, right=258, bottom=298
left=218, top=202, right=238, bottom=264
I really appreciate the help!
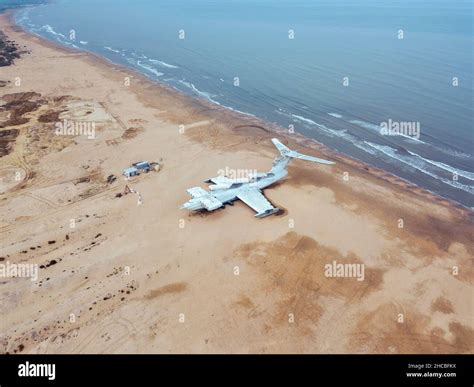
left=350, top=120, right=380, bottom=132
left=284, top=112, right=428, bottom=159
left=289, top=114, right=347, bottom=139
left=224, top=105, right=256, bottom=117
left=104, top=46, right=120, bottom=53
left=149, top=59, right=179, bottom=69
left=364, top=142, right=474, bottom=194
left=16, top=10, right=31, bottom=25
left=179, top=80, right=216, bottom=100
left=40, top=24, right=66, bottom=39
left=79, top=41, right=88, bottom=45
left=350, top=119, right=425, bottom=144
left=398, top=132, right=425, bottom=144
left=328, top=113, right=343, bottom=119
left=131, top=52, right=147, bottom=59
left=407, top=150, right=474, bottom=181
left=277, top=109, right=473, bottom=198
left=63, top=41, right=80, bottom=49
left=428, top=144, right=471, bottom=160
left=291, top=114, right=318, bottom=125
left=136, top=61, right=164, bottom=77
left=177, top=81, right=255, bottom=117
left=352, top=141, right=379, bottom=155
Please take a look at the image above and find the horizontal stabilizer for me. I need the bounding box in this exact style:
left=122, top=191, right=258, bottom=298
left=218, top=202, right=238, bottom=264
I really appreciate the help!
left=272, top=138, right=335, bottom=165
left=287, top=151, right=335, bottom=164
left=186, top=186, right=222, bottom=210
left=187, top=186, right=209, bottom=198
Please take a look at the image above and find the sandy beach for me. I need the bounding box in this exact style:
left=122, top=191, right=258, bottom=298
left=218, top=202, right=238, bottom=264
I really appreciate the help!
left=0, top=11, right=473, bottom=354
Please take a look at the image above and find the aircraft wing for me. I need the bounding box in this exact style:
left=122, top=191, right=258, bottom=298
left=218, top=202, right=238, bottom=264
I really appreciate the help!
left=236, top=187, right=279, bottom=218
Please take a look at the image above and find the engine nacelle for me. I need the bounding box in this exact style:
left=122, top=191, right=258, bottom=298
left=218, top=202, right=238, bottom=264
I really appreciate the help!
left=209, top=184, right=231, bottom=191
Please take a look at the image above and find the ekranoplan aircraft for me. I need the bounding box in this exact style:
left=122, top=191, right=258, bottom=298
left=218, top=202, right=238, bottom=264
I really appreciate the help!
left=181, top=138, right=335, bottom=218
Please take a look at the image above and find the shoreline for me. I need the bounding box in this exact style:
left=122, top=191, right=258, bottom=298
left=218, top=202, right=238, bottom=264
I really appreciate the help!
left=4, top=9, right=472, bottom=213
left=1, top=7, right=473, bottom=354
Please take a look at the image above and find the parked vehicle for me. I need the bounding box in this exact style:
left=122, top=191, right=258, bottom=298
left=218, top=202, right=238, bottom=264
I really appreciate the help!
left=122, top=161, right=160, bottom=178
left=122, top=167, right=140, bottom=178
left=133, top=161, right=151, bottom=173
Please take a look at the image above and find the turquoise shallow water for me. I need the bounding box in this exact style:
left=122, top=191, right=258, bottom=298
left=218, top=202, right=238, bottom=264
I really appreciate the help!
left=12, top=0, right=474, bottom=207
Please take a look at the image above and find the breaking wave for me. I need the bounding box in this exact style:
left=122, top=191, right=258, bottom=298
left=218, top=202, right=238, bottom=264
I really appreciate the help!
left=364, top=142, right=474, bottom=194
left=407, top=150, right=474, bottom=181
left=350, top=119, right=425, bottom=144
left=349, top=119, right=380, bottom=132
left=40, top=24, right=66, bottom=39
left=179, top=80, right=217, bottom=101
left=104, top=46, right=120, bottom=53
left=286, top=113, right=348, bottom=138
left=178, top=81, right=255, bottom=117
left=149, top=59, right=179, bottom=69
left=136, top=61, right=164, bottom=77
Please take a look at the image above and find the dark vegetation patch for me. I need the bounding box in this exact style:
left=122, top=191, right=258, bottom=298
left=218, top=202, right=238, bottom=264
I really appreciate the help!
left=0, top=31, right=21, bottom=67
